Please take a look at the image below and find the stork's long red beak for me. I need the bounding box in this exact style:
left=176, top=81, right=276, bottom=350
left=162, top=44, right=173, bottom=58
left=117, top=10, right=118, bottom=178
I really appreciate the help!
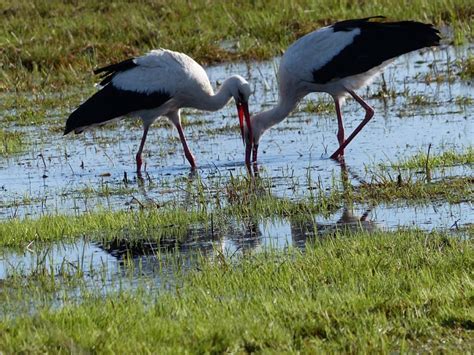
left=237, top=102, right=245, bottom=143
left=236, top=101, right=252, bottom=146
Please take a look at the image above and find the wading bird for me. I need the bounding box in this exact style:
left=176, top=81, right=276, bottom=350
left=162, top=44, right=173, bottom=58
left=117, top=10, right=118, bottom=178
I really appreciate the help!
left=245, top=17, right=440, bottom=165
left=65, top=49, right=252, bottom=173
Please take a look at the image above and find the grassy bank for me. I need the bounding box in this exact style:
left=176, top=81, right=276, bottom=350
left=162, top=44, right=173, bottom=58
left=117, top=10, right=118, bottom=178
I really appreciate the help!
left=1, top=230, right=472, bottom=352
left=1, top=0, right=472, bottom=91
left=1, top=173, right=472, bottom=247
left=385, top=146, right=474, bottom=170
left=0, top=130, right=26, bottom=157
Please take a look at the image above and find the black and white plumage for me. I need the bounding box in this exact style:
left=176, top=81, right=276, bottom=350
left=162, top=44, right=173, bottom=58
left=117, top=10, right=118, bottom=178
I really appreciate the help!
left=246, top=17, right=440, bottom=165
left=65, top=49, right=252, bottom=172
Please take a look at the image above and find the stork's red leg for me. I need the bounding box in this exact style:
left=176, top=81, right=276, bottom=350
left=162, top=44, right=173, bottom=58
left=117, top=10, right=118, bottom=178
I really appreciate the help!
left=330, top=90, right=374, bottom=159
left=245, top=143, right=260, bottom=175
left=245, top=142, right=259, bottom=168
left=136, top=125, right=149, bottom=173
left=334, top=98, right=345, bottom=155
left=252, top=144, right=259, bottom=163
left=176, top=122, right=196, bottom=169
left=245, top=144, right=252, bottom=168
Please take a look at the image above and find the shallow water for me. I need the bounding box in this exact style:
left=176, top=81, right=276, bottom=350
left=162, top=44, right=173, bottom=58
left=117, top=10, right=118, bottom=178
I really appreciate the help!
left=1, top=45, right=472, bottom=219
left=1, top=197, right=471, bottom=297
left=0, top=45, right=473, bottom=296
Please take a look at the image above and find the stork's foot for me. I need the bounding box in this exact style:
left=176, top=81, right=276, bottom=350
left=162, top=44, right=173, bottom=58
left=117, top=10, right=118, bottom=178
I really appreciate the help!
left=186, top=153, right=197, bottom=170
left=330, top=149, right=345, bottom=160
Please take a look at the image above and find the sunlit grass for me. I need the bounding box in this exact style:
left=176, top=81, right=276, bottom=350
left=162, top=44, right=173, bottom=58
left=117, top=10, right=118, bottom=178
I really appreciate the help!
left=386, top=147, right=474, bottom=170
left=1, top=171, right=471, bottom=247
left=0, top=130, right=26, bottom=156
left=1, top=0, right=472, bottom=92
left=299, top=98, right=335, bottom=114
left=0, top=230, right=472, bottom=353
left=0, top=3, right=472, bottom=351
left=0, top=208, right=207, bottom=248
left=457, top=55, right=474, bottom=80
left=355, top=176, right=472, bottom=204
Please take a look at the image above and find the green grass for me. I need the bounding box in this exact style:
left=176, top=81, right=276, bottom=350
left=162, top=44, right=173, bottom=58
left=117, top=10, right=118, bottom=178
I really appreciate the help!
left=0, top=91, right=84, bottom=129
left=356, top=176, right=473, bottom=204
left=0, top=192, right=339, bottom=248
left=1, top=173, right=472, bottom=248
left=2, top=107, right=51, bottom=127
left=76, top=183, right=138, bottom=198
left=1, top=0, right=473, bottom=91
left=386, top=147, right=474, bottom=170
left=457, top=55, right=474, bottom=80
left=0, top=208, right=208, bottom=248
left=408, top=94, right=436, bottom=106
left=455, top=95, right=474, bottom=106
left=0, top=129, right=26, bottom=156
left=0, top=230, right=472, bottom=353
left=299, top=98, right=335, bottom=114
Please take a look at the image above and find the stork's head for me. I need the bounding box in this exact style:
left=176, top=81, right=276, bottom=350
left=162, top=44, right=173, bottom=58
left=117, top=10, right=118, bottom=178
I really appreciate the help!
left=227, top=75, right=251, bottom=103
left=226, top=75, right=252, bottom=144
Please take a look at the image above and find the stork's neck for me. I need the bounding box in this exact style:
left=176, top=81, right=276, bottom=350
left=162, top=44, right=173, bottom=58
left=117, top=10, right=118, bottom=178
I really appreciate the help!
left=251, top=94, right=299, bottom=143
left=198, top=78, right=235, bottom=112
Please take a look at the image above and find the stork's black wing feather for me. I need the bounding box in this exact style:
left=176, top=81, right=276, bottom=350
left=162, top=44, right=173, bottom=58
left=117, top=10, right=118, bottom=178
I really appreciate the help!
left=64, top=84, right=171, bottom=135
left=313, top=18, right=440, bottom=84
left=94, top=58, right=138, bottom=86
left=332, top=16, right=386, bottom=31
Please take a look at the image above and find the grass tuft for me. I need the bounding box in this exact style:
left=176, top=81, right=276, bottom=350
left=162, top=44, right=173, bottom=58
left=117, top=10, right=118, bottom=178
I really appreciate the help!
left=0, top=130, right=26, bottom=156
left=388, top=147, right=474, bottom=170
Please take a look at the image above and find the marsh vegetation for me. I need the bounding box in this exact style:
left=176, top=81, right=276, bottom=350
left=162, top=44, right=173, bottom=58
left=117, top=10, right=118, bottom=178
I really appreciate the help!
left=1, top=1, right=473, bottom=352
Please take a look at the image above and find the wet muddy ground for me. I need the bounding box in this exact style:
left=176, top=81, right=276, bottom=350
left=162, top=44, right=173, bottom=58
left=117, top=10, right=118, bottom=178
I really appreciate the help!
left=0, top=44, right=472, bottom=296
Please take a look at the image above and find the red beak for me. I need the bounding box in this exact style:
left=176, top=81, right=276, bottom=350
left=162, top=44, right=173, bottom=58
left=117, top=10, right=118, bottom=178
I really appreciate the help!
left=237, top=101, right=252, bottom=146
left=237, top=102, right=245, bottom=143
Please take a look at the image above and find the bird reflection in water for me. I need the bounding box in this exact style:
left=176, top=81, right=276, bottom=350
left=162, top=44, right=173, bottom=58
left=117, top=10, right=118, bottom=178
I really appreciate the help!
left=97, top=169, right=265, bottom=274
left=96, top=158, right=379, bottom=275
left=291, top=158, right=379, bottom=247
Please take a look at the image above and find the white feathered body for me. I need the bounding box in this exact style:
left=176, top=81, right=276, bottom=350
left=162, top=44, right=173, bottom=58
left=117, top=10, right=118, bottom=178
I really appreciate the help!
left=65, top=49, right=249, bottom=134
left=279, top=26, right=390, bottom=100
left=250, top=18, right=440, bottom=143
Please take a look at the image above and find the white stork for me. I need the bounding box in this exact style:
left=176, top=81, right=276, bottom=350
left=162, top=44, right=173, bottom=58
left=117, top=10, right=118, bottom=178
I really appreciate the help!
left=245, top=17, right=440, bottom=165
left=65, top=49, right=252, bottom=173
